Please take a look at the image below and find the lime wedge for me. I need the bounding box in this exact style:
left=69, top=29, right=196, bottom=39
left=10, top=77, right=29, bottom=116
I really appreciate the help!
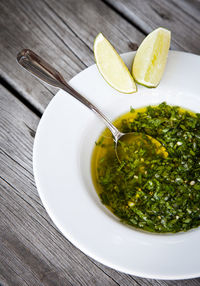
left=132, top=27, right=171, bottom=87
left=94, top=33, right=137, bottom=93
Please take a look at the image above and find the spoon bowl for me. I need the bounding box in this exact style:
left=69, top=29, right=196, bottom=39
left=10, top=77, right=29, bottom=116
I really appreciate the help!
left=17, top=49, right=167, bottom=160
left=116, top=132, right=168, bottom=163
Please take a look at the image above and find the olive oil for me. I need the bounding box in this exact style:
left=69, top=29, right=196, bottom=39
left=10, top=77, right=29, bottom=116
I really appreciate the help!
left=91, top=106, right=148, bottom=197
left=91, top=103, right=200, bottom=233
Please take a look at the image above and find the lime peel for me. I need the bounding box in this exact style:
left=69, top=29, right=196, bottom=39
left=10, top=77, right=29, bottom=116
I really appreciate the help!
left=94, top=33, right=137, bottom=94
left=132, top=27, right=171, bottom=87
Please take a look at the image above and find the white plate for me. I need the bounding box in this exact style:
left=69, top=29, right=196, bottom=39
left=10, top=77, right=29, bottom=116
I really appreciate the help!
left=33, top=51, right=200, bottom=280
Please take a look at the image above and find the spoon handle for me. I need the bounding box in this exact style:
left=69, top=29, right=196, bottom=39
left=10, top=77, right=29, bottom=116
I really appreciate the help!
left=17, top=49, right=121, bottom=141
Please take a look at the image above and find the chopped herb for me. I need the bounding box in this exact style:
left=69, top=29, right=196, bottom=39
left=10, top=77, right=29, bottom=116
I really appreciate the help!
left=130, top=106, right=135, bottom=113
left=91, top=103, right=200, bottom=233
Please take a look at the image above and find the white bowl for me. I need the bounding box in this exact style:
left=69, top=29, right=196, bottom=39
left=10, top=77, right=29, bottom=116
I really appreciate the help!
left=33, top=51, right=200, bottom=279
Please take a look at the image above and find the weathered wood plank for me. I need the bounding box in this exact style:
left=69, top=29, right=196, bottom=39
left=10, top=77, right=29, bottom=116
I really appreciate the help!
left=1, top=0, right=200, bottom=284
left=1, top=85, right=200, bottom=285
left=104, top=0, right=200, bottom=54
left=0, top=0, right=144, bottom=113
left=0, top=84, right=152, bottom=286
left=0, top=85, right=118, bottom=285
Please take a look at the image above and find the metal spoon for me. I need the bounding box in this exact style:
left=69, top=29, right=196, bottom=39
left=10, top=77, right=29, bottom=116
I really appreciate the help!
left=17, top=49, right=167, bottom=161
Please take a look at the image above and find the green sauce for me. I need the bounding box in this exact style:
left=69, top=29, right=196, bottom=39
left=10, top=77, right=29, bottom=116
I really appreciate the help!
left=91, top=102, right=200, bottom=233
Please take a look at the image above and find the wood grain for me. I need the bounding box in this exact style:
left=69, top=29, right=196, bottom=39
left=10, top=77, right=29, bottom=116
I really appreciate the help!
left=1, top=84, right=200, bottom=285
left=0, top=85, right=134, bottom=286
left=104, top=0, right=200, bottom=54
left=1, top=0, right=200, bottom=285
left=0, top=85, right=161, bottom=286
left=0, top=0, right=144, bottom=113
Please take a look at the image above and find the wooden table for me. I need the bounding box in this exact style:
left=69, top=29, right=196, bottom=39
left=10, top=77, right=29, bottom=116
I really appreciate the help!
left=0, top=0, right=200, bottom=285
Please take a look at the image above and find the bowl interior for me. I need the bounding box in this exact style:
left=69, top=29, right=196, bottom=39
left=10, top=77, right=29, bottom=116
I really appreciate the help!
left=33, top=51, right=200, bottom=279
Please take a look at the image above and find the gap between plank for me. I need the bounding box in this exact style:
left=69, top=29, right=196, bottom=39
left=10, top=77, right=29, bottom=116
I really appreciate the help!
left=0, top=76, right=42, bottom=118
left=43, top=0, right=93, bottom=55
left=102, top=0, right=148, bottom=35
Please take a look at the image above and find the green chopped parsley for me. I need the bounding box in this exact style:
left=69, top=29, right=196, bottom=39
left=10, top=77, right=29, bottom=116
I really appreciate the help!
left=91, top=102, right=200, bottom=233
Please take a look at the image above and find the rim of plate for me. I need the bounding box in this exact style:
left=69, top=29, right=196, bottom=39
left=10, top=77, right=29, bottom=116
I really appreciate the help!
left=33, top=51, right=200, bottom=280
